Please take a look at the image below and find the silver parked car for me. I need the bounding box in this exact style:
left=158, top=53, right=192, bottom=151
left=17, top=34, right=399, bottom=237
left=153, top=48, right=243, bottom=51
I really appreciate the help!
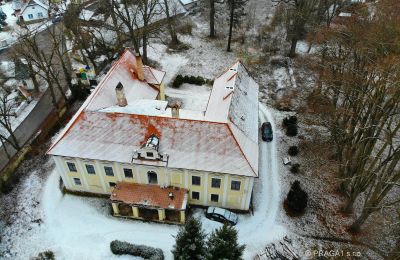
left=205, top=207, right=238, bottom=225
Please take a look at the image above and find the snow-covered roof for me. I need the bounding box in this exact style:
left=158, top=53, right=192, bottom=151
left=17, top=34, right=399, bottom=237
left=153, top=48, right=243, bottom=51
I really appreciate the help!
left=79, top=9, right=95, bottom=21
left=48, top=111, right=256, bottom=176
left=20, top=0, right=49, bottom=14
left=85, top=49, right=165, bottom=111
left=179, top=0, right=198, bottom=5
left=205, top=62, right=259, bottom=174
left=47, top=53, right=259, bottom=177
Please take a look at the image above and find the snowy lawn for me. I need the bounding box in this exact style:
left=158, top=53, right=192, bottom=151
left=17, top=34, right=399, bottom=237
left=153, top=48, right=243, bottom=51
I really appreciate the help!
left=0, top=2, right=18, bottom=45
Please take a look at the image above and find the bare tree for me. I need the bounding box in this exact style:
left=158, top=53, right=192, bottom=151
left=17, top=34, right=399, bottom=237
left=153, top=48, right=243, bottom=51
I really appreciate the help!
left=0, top=86, right=21, bottom=155
left=163, top=0, right=179, bottom=46
left=273, top=0, right=319, bottom=57
left=13, top=30, right=68, bottom=110
left=312, top=0, right=400, bottom=231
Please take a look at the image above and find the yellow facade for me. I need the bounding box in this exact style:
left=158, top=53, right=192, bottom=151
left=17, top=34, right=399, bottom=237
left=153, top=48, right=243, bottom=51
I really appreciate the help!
left=54, top=155, right=254, bottom=211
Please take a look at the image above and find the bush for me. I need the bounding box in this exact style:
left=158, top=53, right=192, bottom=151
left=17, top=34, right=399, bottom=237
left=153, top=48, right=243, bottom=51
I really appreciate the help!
left=34, top=251, right=55, bottom=260
left=176, top=22, right=194, bottom=35
left=173, top=75, right=184, bottom=88
left=286, top=123, right=298, bottom=136
left=172, top=74, right=208, bottom=88
left=282, top=115, right=297, bottom=127
left=110, top=240, right=164, bottom=260
left=286, top=181, right=308, bottom=214
left=290, top=163, right=300, bottom=174
left=288, top=146, right=299, bottom=156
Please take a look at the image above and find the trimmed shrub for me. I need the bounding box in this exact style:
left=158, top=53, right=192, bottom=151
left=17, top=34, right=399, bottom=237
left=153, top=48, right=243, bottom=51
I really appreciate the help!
left=172, top=74, right=208, bottom=88
left=282, top=115, right=297, bottom=127
left=173, top=75, right=184, bottom=88
left=290, top=163, right=300, bottom=174
left=34, top=251, right=55, bottom=260
left=288, top=146, right=299, bottom=156
left=110, top=240, right=164, bottom=260
left=286, top=180, right=308, bottom=214
left=286, top=123, right=298, bottom=137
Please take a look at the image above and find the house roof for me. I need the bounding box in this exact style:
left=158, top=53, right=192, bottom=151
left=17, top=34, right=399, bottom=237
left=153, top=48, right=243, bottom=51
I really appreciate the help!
left=111, top=182, right=188, bottom=210
left=85, top=50, right=165, bottom=111
left=20, top=0, right=49, bottom=14
left=47, top=50, right=259, bottom=177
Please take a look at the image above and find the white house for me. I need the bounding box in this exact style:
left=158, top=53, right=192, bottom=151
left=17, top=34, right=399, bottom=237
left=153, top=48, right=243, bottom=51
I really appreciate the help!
left=19, top=0, right=49, bottom=23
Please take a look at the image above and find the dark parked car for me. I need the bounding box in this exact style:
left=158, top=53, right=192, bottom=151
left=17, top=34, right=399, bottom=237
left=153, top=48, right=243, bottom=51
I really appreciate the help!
left=205, top=207, right=238, bottom=225
left=261, top=122, right=273, bottom=142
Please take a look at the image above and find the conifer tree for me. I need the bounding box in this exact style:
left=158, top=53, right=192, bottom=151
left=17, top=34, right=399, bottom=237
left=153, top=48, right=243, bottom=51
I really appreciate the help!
left=172, top=217, right=206, bottom=260
left=206, top=223, right=245, bottom=260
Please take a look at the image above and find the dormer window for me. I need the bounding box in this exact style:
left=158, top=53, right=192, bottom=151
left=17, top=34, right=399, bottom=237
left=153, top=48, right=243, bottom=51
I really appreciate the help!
left=133, top=134, right=168, bottom=162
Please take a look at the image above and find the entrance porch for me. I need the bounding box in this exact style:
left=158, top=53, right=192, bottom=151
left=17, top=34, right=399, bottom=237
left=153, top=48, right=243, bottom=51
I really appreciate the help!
left=110, top=182, right=188, bottom=224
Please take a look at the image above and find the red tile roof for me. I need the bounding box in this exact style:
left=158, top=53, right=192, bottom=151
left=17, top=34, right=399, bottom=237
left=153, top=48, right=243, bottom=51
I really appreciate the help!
left=110, top=182, right=188, bottom=210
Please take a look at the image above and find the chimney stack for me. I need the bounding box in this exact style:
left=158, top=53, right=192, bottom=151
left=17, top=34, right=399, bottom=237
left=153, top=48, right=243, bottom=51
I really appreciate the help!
left=169, top=100, right=181, bottom=118
left=115, top=82, right=128, bottom=107
left=135, top=53, right=145, bottom=81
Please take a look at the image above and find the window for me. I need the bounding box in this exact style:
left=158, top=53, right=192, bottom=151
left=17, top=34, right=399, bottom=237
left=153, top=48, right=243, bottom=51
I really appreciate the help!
left=85, top=164, right=95, bottom=174
left=67, top=162, right=77, bottom=172
left=123, top=168, right=133, bottom=178
left=147, top=171, right=158, bottom=184
left=109, top=182, right=116, bottom=187
left=211, top=178, right=221, bottom=188
left=210, top=194, right=219, bottom=202
left=73, top=178, right=81, bottom=185
left=104, top=166, right=114, bottom=176
left=28, top=14, right=33, bottom=19
left=38, top=12, right=43, bottom=18
left=146, top=152, right=153, bottom=157
left=192, top=176, right=201, bottom=186
left=231, top=180, right=241, bottom=191
left=192, top=191, right=200, bottom=200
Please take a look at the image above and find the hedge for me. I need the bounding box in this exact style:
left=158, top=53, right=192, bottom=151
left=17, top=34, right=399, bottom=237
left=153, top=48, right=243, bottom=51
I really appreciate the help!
left=110, top=240, right=164, bottom=260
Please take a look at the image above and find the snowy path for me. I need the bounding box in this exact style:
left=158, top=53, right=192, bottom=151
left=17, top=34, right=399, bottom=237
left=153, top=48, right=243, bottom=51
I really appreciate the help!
left=235, top=103, right=286, bottom=258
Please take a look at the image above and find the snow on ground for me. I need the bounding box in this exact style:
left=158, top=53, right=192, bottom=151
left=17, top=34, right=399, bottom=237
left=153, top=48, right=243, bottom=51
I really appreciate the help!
left=0, top=2, right=18, bottom=45
left=165, top=83, right=211, bottom=111
left=0, top=103, right=286, bottom=259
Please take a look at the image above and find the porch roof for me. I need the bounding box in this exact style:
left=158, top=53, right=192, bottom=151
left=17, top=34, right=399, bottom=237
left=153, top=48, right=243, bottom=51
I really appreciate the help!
left=110, top=182, right=188, bottom=210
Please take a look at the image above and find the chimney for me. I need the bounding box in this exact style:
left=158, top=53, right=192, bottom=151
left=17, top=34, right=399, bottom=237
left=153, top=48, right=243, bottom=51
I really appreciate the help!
left=169, top=100, right=181, bottom=118
left=135, top=53, right=145, bottom=81
left=115, top=82, right=127, bottom=107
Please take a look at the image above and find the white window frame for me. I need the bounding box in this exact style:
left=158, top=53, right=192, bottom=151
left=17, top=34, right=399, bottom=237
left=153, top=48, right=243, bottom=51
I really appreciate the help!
left=210, top=193, right=219, bottom=202
left=123, top=168, right=134, bottom=178
left=73, top=178, right=81, bottom=186
left=211, top=177, right=221, bottom=188
left=231, top=180, right=241, bottom=191
left=191, top=175, right=201, bottom=186
left=191, top=191, right=200, bottom=200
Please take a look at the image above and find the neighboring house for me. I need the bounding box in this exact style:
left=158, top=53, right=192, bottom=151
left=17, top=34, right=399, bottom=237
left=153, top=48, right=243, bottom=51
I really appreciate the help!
left=19, top=0, right=49, bottom=23
left=179, top=0, right=198, bottom=10
left=47, top=49, right=259, bottom=224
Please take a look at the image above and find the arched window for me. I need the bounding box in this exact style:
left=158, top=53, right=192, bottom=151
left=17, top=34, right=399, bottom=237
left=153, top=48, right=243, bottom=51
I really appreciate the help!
left=147, top=171, right=158, bottom=184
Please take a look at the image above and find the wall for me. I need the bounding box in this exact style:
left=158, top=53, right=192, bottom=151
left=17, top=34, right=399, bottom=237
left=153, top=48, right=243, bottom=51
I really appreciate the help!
left=22, top=4, right=48, bottom=21
left=54, top=156, right=254, bottom=211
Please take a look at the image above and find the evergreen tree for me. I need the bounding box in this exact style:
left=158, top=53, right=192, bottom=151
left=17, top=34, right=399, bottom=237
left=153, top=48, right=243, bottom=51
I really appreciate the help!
left=206, top=223, right=245, bottom=260
left=0, top=9, right=7, bottom=32
left=172, top=217, right=206, bottom=260
left=286, top=180, right=308, bottom=214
